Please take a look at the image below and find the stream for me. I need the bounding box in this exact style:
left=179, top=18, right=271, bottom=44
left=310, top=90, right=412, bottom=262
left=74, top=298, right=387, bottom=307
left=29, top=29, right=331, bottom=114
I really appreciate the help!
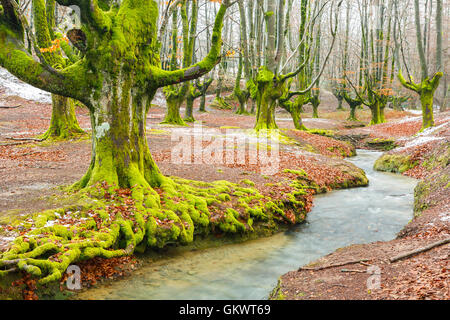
left=74, top=150, right=417, bottom=300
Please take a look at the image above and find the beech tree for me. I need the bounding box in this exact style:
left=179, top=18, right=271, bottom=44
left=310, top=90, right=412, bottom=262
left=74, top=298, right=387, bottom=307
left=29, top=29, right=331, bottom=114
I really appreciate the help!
left=33, top=0, right=85, bottom=140
left=397, top=0, right=443, bottom=130
left=0, top=0, right=315, bottom=286
left=253, top=0, right=340, bottom=131
left=0, top=0, right=232, bottom=189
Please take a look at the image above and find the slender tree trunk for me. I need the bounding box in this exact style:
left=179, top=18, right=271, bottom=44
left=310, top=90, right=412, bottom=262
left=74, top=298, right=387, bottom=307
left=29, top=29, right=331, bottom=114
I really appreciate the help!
left=163, top=94, right=186, bottom=126
left=185, top=89, right=195, bottom=122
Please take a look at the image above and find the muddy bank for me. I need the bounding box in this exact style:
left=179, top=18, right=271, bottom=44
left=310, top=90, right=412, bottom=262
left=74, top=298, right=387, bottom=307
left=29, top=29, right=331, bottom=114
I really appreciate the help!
left=271, top=116, right=449, bottom=300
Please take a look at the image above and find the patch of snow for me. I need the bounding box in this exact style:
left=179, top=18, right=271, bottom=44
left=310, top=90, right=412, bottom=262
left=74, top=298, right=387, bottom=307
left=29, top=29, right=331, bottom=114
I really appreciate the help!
left=407, top=110, right=423, bottom=115
left=439, top=212, right=450, bottom=222
left=0, top=67, right=51, bottom=103
left=44, top=220, right=57, bottom=228
left=416, top=121, right=449, bottom=137
left=303, top=118, right=334, bottom=123
left=403, top=136, right=444, bottom=149
left=394, top=116, right=422, bottom=124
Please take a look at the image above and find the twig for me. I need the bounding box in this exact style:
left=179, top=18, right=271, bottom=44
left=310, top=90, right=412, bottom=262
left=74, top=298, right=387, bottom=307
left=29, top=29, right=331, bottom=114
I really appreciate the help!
left=389, top=238, right=450, bottom=263
left=341, top=269, right=367, bottom=273
left=298, top=259, right=369, bottom=272
left=331, top=283, right=348, bottom=288
left=0, top=105, right=21, bottom=109
left=0, top=142, right=28, bottom=146
left=5, top=137, right=44, bottom=142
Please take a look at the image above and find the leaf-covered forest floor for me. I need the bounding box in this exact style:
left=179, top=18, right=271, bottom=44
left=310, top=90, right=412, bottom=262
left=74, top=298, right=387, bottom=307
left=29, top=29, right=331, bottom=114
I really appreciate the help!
left=0, top=88, right=448, bottom=299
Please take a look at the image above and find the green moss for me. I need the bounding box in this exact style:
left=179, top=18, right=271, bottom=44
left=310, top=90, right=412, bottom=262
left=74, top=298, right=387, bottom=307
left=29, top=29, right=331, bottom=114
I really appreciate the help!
left=239, top=179, right=255, bottom=187
left=374, top=154, right=417, bottom=173
left=269, top=278, right=286, bottom=300
left=307, top=129, right=335, bottom=137
left=366, top=138, right=397, bottom=151
left=283, top=169, right=308, bottom=177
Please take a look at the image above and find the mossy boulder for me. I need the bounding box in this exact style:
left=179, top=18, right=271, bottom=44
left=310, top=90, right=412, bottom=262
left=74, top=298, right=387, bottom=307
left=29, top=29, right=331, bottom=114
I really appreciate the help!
left=374, top=154, right=417, bottom=174
left=366, top=138, right=397, bottom=151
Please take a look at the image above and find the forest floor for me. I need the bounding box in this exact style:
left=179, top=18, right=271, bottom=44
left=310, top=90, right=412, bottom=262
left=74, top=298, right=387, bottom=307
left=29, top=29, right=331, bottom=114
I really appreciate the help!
left=0, top=88, right=448, bottom=299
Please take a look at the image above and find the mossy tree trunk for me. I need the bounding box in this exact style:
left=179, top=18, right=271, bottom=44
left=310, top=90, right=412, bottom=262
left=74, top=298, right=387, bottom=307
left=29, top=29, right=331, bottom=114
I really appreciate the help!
left=398, top=72, right=442, bottom=130
left=396, top=0, right=443, bottom=130
left=290, top=103, right=308, bottom=130
left=198, top=77, right=213, bottom=112
left=162, top=0, right=199, bottom=126
left=336, top=93, right=344, bottom=111
left=279, top=81, right=309, bottom=131
left=235, top=53, right=249, bottom=115
left=185, top=89, right=195, bottom=122
left=33, top=0, right=85, bottom=140
left=310, top=95, right=320, bottom=119
left=163, top=92, right=187, bottom=126
left=343, top=92, right=362, bottom=122
left=74, top=80, right=164, bottom=190
left=254, top=68, right=284, bottom=131
left=369, top=102, right=382, bottom=125
left=40, top=94, right=85, bottom=140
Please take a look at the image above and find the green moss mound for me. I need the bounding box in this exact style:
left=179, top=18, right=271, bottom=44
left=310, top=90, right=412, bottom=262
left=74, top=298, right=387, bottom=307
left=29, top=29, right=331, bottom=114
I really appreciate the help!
left=374, top=154, right=417, bottom=173
left=366, top=138, right=397, bottom=151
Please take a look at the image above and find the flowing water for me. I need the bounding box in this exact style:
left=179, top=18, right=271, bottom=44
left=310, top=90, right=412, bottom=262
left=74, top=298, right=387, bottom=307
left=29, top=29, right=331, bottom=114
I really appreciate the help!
left=74, top=150, right=417, bottom=300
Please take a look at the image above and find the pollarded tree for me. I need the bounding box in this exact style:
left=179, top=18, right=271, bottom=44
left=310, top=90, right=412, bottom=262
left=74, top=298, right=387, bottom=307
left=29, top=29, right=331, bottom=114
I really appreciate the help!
left=397, top=0, right=443, bottom=130
left=234, top=51, right=250, bottom=115
left=185, top=77, right=213, bottom=121
left=254, top=0, right=339, bottom=131
left=161, top=0, right=199, bottom=126
left=0, top=0, right=261, bottom=284
left=344, top=0, right=394, bottom=126
left=0, top=0, right=231, bottom=192
left=279, top=79, right=310, bottom=130
left=33, top=0, right=85, bottom=140
left=342, top=91, right=362, bottom=121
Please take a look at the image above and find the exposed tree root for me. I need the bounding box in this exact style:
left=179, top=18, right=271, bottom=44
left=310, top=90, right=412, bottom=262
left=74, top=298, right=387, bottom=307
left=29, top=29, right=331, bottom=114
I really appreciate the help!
left=0, top=174, right=314, bottom=285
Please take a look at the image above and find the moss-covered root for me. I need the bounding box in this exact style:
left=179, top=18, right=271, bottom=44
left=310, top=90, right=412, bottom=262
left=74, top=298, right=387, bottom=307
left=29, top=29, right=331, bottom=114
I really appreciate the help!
left=39, top=95, right=85, bottom=141
left=0, top=176, right=310, bottom=285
